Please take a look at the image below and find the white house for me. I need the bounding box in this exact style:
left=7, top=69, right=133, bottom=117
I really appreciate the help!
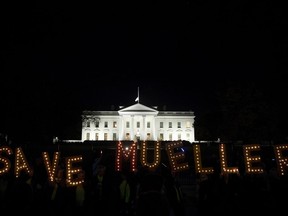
left=81, top=102, right=195, bottom=143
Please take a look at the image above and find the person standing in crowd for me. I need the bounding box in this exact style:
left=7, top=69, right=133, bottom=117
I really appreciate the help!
left=75, top=170, right=87, bottom=213
left=135, top=171, right=171, bottom=216
left=118, top=171, right=131, bottom=216
left=90, top=164, right=119, bottom=215
left=7, top=170, right=34, bottom=213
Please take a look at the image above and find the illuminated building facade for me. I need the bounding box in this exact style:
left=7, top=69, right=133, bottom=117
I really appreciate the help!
left=81, top=102, right=195, bottom=142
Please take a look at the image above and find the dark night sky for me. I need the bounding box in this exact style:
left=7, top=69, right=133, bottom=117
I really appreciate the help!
left=1, top=2, right=288, bottom=142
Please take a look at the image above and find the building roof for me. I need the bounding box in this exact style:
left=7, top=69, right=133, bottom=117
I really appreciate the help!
left=118, top=103, right=159, bottom=115
left=82, top=103, right=194, bottom=117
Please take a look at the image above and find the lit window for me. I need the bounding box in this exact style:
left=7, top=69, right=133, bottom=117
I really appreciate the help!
left=95, top=133, right=99, bottom=140
left=86, top=133, right=90, bottom=140
left=104, top=133, right=108, bottom=140
left=169, top=133, right=172, bottom=141
left=178, top=133, right=181, bottom=140
left=186, top=121, right=191, bottom=128
left=126, top=133, right=130, bottom=140
left=186, top=133, right=190, bottom=140
left=113, top=121, right=117, bottom=128
left=147, top=133, right=151, bottom=140
left=113, top=133, right=117, bottom=140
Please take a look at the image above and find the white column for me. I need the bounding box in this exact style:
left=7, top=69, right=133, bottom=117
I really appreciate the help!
left=119, top=117, right=123, bottom=141
left=152, top=116, right=156, bottom=141
left=131, top=115, right=134, bottom=140
left=142, top=115, right=145, bottom=140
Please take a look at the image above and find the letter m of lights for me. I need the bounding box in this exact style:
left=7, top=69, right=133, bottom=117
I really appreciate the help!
left=115, top=141, right=137, bottom=172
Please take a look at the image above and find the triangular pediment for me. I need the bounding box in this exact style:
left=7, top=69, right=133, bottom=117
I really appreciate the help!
left=118, top=103, right=158, bottom=115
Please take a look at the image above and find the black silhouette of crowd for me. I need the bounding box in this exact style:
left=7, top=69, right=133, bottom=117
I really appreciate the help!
left=1, top=143, right=288, bottom=216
